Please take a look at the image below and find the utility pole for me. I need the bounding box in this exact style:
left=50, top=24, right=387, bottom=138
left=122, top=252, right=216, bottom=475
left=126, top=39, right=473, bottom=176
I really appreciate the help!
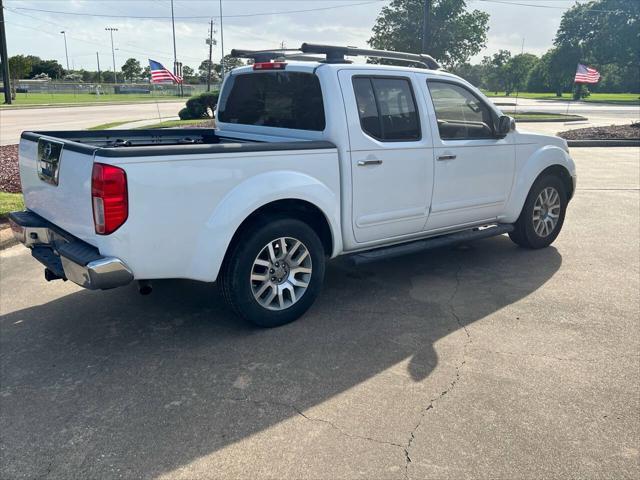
left=60, top=31, right=70, bottom=71
left=96, top=51, right=101, bottom=83
left=219, top=0, right=225, bottom=82
left=0, top=0, right=11, bottom=104
left=105, top=27, right=118, bottom=84
left=206, top=18, right=216, bottom=92
left=421, top=0, right=431, bottom=53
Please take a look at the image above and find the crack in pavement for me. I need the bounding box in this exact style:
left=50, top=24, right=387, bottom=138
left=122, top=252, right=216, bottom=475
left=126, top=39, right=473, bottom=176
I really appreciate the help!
left=210, top=393, right=407, bottom=452
left=403, top=262, right=472, bottom=479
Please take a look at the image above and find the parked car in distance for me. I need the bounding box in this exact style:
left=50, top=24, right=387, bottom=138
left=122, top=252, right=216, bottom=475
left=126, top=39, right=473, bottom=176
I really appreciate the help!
left=9, top=44, right=576, bottom=327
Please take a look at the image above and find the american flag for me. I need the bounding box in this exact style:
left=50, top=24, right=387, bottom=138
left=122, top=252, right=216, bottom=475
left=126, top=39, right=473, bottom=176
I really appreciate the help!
left=149, top=59, right=183, bottom=84
left=574, top=64, right=600, bottom=84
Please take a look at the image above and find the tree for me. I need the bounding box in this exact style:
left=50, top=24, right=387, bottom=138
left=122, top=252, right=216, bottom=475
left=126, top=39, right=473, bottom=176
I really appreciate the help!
left=553, top=0, right=639, bottom=93
left=121, top=58, right=142, bottom=82
left=8, top=55, right=33, bottom=80
left=31, top=59, right=64, bottom=79
left=449, top=62, right=484, bottom=87
left=181, top=65, right=199, bottom=85
left=481, top=50, right=511, bottom=94
left=198, top=59, right=218, bottom=84
left=368, top=0, right=489, bottom=68
left=502, top=53, right=539, bottom=95
left=213, top=55, right=245, bottom=76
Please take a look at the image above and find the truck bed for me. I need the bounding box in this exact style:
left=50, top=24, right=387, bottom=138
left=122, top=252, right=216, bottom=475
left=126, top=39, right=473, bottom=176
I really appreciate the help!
left=18, top=128, right=339, bottom=281
left=21, top=128, right=334, bottom=156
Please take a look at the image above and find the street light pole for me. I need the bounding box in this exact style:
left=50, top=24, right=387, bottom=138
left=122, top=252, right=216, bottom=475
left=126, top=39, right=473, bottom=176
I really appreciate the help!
left=60, top=31, right=70, bottom=71
left=105, top=27, right=118, bottom=84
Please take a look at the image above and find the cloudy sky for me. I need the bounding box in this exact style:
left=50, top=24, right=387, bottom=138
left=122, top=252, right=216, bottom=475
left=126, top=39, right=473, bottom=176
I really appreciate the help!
left=3, top=0, right=581, bottom=71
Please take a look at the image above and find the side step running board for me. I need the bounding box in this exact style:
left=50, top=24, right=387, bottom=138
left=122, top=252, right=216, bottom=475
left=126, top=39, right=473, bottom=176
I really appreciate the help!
left=349, top=224, right=514, bottom=265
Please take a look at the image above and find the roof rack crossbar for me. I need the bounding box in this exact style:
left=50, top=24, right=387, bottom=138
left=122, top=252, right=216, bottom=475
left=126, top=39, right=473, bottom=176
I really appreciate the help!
left=300, top=43, right=440, bottom=69
left=231, top=44, right=441, bottom=70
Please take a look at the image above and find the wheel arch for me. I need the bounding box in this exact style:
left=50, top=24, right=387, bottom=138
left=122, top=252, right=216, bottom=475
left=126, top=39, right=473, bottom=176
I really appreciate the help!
left=502, top=146, right=575, bottom=223
left=188, top=170, right=341, bottom=282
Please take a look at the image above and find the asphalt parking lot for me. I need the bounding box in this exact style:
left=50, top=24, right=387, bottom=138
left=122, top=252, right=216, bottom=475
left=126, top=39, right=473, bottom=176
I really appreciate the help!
left=1, top=147, right=638, bottom=479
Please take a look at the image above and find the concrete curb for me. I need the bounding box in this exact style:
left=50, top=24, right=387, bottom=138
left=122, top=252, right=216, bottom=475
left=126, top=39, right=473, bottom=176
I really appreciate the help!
left=0, top=227, right=18, bottom=251
left=516, top=116, right=587, bottom=123
left=566, top=139, right=640, bottom=147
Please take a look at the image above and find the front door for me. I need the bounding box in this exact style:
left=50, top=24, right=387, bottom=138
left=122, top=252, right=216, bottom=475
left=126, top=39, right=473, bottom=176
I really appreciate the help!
left=423, top=80, right=515, bottom=231
left=338, top=70, right=433, bottom=243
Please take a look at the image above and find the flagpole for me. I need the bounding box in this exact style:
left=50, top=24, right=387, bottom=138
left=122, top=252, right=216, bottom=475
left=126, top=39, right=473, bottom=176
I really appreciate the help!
left=170, top=0, right=183, bottom=97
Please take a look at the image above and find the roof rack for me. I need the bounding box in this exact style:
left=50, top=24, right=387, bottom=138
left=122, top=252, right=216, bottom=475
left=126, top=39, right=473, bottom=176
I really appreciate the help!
left=300, top=43, right=440, bottom=70
left=230, top=44, right=440, bottom=70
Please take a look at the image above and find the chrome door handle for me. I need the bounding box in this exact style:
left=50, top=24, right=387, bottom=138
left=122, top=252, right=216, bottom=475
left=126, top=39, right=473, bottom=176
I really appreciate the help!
left=437, top=154, right=457, bottom=161
left=357, top=159, right=383, bottom=166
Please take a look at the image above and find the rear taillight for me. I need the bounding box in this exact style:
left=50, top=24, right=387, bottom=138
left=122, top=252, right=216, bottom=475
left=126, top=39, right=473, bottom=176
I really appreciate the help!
left=91, top=163, right=128, bottom=235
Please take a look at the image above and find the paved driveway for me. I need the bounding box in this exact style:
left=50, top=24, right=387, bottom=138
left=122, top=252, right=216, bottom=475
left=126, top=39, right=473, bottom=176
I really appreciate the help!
left=1, top=148, right=638, bottom=479
left=0, top=102, right=184, bottom=145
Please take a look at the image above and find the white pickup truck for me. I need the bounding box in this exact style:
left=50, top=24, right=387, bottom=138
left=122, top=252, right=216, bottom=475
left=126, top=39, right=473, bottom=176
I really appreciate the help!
left=9, top=44, right=576, bottom=327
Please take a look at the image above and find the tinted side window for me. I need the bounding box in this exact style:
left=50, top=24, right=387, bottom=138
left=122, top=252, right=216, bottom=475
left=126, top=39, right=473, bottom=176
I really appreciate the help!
left=353, top=77, right=420, bottom=141
left=218, top=72, right=325, bottom=131
left=427, top=82, right=495, bottom=140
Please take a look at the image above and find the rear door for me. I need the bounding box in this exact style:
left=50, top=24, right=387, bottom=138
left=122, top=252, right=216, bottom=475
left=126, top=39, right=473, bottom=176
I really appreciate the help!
left=338, top=70, right=433, bottom=243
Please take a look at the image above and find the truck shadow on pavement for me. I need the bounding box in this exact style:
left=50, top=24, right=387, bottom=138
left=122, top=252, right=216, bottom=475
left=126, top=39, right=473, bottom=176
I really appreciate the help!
left=0, top=236, right=561, bottom=478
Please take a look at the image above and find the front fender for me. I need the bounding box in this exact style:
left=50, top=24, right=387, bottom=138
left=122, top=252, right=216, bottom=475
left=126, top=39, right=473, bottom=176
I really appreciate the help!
left=188, top=170, right=341, bottom=282
left=501, top=145, right=576, bottom=223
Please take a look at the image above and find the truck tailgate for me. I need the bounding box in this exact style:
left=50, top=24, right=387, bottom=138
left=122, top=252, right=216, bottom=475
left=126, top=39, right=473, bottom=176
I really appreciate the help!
left=19, top=134, right=97, bottom=243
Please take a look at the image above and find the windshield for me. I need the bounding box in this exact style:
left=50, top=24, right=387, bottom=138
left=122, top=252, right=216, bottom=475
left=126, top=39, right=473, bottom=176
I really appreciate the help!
left=217, top=71, right=326, bottom=131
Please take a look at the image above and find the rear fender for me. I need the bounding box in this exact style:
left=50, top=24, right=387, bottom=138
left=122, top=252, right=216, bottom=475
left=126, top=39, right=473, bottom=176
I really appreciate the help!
left=189, top=171, right=341, bottom=282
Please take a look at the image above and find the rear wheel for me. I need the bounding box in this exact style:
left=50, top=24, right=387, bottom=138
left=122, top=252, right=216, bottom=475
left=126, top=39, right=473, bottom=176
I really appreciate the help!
left=219, top=217, right=325, bottom=327
left=509, top=174, right=567, bottom=249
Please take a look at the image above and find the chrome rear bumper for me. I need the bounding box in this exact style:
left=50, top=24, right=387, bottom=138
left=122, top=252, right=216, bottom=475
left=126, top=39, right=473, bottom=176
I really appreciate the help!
left=8, top=211, right=133, bottom=290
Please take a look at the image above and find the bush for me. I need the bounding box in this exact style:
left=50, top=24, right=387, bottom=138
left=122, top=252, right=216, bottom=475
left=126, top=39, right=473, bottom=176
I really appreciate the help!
left=179, top=91, right=219, bottom=120
left=573, top=84, right=590, bottom=100
left=178, top=107, right=191, bottom=120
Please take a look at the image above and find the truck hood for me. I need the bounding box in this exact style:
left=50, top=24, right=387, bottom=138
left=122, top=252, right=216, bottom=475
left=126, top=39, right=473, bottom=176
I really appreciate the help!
left=514, top=130, right=569, bottom=152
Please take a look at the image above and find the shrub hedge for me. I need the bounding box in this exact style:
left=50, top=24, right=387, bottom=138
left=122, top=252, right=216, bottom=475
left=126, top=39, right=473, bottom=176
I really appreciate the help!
left=179, top=91, right=219, bottom=120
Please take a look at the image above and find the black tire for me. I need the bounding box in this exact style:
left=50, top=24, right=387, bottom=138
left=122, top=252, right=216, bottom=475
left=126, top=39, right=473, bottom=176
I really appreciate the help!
left=218, top=216, right=326, bottom=328
left=509, top=174, right=567, bottom=249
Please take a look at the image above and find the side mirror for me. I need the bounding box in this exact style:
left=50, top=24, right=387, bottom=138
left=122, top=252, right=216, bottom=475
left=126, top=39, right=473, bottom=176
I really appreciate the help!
left=496, top=115, right=515, bottom=137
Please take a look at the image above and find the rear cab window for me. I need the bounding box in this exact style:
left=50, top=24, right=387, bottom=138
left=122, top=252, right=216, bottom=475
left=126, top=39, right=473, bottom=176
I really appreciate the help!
left=352, top=76, right=421, bottom=141
left=217, top=71, right=326, bottom=131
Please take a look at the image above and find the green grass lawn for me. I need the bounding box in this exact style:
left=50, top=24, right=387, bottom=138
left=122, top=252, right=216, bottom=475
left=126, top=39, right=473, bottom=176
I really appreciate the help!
left=483, top=91, right=639, bottom=104
left=136, top=119, right=214, bottom=129
left=0, top=192, right=24, bottom=220
left=88, top=119, right=144, bottom=130
left=1, top=92, right=187, bottom=107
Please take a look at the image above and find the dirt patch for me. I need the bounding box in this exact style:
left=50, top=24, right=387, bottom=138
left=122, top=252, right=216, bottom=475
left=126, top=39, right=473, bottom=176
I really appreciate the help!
left=558, top=123, right=640, bottom=140
left=0, top=145, right=20, bottom=193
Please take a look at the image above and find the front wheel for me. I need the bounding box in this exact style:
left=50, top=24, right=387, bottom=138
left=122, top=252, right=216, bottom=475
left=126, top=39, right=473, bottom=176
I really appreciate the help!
left=509, top=174, right=567, bottom=249
left=218, top=217, right=326, bottom=327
